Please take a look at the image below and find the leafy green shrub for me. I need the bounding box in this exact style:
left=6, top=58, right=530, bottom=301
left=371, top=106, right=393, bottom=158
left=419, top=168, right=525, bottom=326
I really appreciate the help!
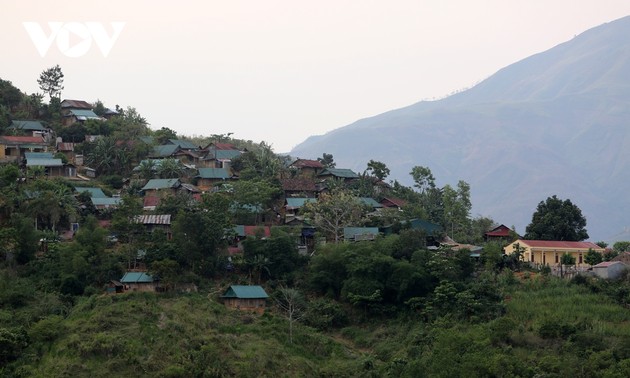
left=303, top=298, right=349, bottom=330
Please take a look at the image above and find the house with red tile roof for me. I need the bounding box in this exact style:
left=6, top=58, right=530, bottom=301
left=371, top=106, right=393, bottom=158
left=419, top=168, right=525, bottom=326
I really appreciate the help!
left=504, top=239, right=605, bottom=267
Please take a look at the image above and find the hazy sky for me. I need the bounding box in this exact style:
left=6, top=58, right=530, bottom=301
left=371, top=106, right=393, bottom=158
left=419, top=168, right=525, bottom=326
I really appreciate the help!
left=3, top=1, right=630, bottom=152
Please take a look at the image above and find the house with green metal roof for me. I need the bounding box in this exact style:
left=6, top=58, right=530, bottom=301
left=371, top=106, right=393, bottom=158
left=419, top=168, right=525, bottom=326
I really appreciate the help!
left=318, top=168, right=359, bottom=181
left=167, top=139, right=198, bottom=150
left=196, top=168, right=233, bottom=190
left=120, top=271, right=158, bottom=292
left=221, top=285, right=269, bottom=314
left=74, top=187, right=107, bottom=198
left=63, top=109, right=102, bottom=126
left=141, top=178, right=181, bottom=196
left=344, top=227, right=380, bottom=242
left=358, top=197, right=383, bottom=209
left=90, top=197, right=122, bottom=209
left=150, top=144, right=181, bottom=158
left=9, top=120, right=48, bottom=133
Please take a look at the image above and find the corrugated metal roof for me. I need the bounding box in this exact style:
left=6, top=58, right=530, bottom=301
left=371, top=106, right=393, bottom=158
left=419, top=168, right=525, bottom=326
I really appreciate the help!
left=593, top=261, right=623, bottom=268
left=61, top=99, right=92, bottom=109
left=56, top=142, right=74, bottom=151
left=344, top=227, right=379, bottom=240
left=68, top=109, right=99, bottom=118
left=286, top=198, right=316, bottom=209
left=26, top=158, right=63, bottom=167
left=120, top=271, right=154, bottom=283
left=141, top=178, right=180, bottom=190
left=25, top=152, right=54, bottom=159
left=518, top=240, right=603, bottom=250
left=167, top=139, right=198, bottom=150
left=135, top=214, right=171, bottom=225
left=318, top=168, right=359, bottom=179
left=0, top=135, right=46, bottom=144
left=291, top=159, right=323, bottom=169
left=9, top=120, right=47, bottom=131
left=75, top=187, right=107, bottom=198
left=91, top=197, right=121, bottom=206
left=359, top=197, right=383, bottom=208
left=197, top=168, right=230, bottom=179
left=281, top=178, right=317, bottom=191
left=222, top=285, right=268, bottom=299
left=151, top=144, right=180, bottom=157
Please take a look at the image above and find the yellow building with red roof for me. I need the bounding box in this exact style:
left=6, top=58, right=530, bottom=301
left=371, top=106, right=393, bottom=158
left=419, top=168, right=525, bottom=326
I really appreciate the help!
left=504, top=239, right=605, bottom=267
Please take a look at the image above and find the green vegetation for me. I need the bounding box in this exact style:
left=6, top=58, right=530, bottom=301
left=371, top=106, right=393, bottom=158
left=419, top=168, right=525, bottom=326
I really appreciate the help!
left=2, top=69, right=630, bottom=377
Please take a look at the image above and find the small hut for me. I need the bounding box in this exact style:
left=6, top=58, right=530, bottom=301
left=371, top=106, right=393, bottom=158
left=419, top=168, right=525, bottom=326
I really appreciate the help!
left=120, top=272, right=158, bottom=292
left=221, top=285, right=269, bottom=314
left=106, top=280, right=124, bottom=294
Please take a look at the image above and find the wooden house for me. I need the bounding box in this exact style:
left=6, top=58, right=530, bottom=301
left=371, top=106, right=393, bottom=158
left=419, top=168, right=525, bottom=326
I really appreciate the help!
left=289, top=159, right=324, bottom=178
left=196, top=168, right=233, bottom=191
left=106, top=280, right=124, bottom=294
left=484, top=224, right=515, bottom=243
left=317, top=168, right=359, bottom=182
left=201, top=143, right=243, bottom=169
left=379, top=197, right=407, bottom=210
left=134, top=214, right=172, bottom=240
left=221, top=285, right=269, bottom=314
left=0, top=135, right=48, bottom=163
left=120, top=272, right=158, bottom=292
left=280, top=178, right=318, bottom=198
left=141, top=178, right=181, bottom=197
left=61, top=99, right=102, bottom=126
left=283, top=197, right=316, bottom=223
left=344, top=227, right=380, bottom=242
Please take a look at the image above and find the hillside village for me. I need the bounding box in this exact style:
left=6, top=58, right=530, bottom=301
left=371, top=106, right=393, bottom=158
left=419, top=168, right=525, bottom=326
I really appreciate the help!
left=3, top=72, right=630, bottom=376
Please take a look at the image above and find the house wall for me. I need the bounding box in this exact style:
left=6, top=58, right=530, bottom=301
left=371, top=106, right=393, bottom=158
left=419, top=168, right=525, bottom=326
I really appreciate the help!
left=524, top=249, right=591, bottom=267
left=594, top=263, right=627, bottom=279
left=505, top=243, right=603, bottom=268
left=126, top=282, right=157, bottom=292
left=223, top=298, right=266, bottom=314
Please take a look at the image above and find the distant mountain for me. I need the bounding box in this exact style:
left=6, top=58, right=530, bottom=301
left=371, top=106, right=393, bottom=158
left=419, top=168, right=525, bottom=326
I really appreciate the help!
left=290, top=16, right=630, bottom=243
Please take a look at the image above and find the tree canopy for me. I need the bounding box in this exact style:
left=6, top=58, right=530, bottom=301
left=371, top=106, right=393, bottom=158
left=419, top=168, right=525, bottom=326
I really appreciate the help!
left=37, top=65, right=64, bottom=101
left=524, top=195, right=589, bottom=241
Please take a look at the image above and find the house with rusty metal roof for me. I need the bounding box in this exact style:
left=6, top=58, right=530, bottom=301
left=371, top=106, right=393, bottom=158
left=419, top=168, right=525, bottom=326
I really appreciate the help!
left=289, top=158, right=324, bottom=178
left=134, top=214, right=172, bottom=240
left=0, top=135, right=48, bottom=163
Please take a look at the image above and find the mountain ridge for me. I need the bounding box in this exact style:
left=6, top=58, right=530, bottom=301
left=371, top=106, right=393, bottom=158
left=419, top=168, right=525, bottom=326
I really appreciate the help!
left=291, top=15, right=630, bottom=242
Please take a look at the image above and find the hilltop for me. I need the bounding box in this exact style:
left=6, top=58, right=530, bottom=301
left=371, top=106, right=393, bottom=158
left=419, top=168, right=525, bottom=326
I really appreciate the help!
left=291, top=16, right=630, bottom=242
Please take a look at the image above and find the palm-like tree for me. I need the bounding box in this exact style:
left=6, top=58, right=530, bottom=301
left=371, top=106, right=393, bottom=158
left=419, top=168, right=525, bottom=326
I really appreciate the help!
left=157, top=158, right=184, bottom=179
left=136, top=160, right=156, bottom=181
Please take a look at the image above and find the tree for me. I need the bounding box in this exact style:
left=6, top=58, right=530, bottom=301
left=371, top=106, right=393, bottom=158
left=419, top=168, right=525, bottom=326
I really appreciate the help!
left=442, top=180, right=472, bottom=241
left=37, top=65, right=64, bottom=101
left=156, top=158, right=183, bottom=179
left=560, top=253, right=576, bottom=278
left=317, top=153, right=336, bottom=168
left=524, top=195, right=588, bottom=241
left=584, top=248, right=603, bottom=266
left=154, top=127, right=178, bottom=144
left=365, top=160, right=390, bottom=181
left=274, top=286, right=306, bottom=344
left=410, top=166, right=435, bottom=194
left=302, top=190, right=366, bottom=243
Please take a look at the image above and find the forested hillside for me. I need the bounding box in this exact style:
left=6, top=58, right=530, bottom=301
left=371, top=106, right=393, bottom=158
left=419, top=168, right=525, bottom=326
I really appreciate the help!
left=2, top=66, right=630, bottom=377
